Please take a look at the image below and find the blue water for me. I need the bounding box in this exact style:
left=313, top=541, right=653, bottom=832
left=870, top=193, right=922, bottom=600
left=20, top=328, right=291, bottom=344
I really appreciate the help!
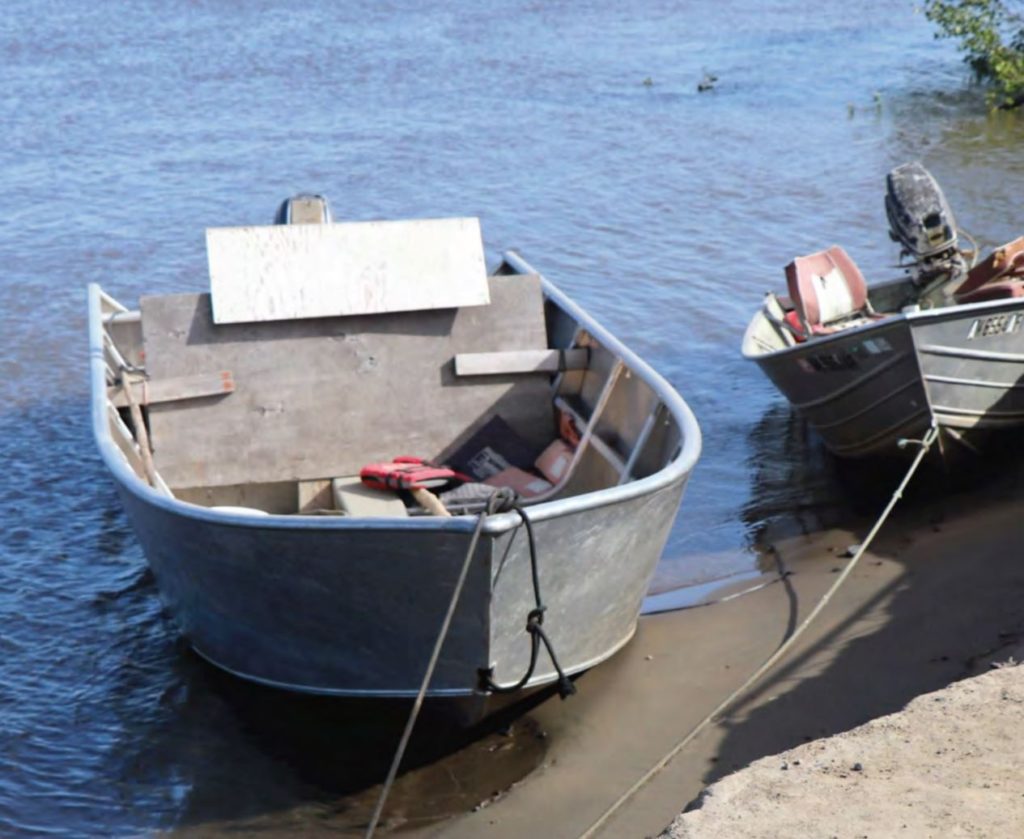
left=3, top=1, right=1023, bottom=834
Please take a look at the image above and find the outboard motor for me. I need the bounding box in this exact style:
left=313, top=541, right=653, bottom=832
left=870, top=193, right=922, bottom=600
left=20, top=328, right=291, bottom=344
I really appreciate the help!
left=274, top=193, right=333, bottom=225
left=885, top=162, right=966, bottom=306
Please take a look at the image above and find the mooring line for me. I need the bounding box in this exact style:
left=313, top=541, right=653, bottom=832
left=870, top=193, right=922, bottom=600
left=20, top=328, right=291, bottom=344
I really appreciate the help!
left=366, top=488, right=563, bottom=838
left=364, top=508, right=491, bottom=839
left=576, top=423, right=940, bottom=839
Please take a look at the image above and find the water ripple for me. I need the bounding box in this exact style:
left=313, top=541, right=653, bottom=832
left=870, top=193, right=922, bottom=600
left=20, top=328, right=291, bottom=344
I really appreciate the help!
left=1, top=0, right=1019, bottom=834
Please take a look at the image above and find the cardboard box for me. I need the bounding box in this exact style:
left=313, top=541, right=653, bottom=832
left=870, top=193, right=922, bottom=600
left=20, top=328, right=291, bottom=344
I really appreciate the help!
left=484, top=467, right=552, bottom=498
left=535, top=439, right=574, bottom=484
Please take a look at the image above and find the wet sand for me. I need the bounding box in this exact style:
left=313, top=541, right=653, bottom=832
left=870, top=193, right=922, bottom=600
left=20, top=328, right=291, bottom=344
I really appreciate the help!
left=405, top=450, right=1024, bottom=838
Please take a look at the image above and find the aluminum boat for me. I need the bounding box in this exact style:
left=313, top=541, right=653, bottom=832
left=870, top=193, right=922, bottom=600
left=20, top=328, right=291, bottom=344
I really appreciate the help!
left=743, top=163, right=1024, bottom=457
left=88, top=197, right=701, bottom=697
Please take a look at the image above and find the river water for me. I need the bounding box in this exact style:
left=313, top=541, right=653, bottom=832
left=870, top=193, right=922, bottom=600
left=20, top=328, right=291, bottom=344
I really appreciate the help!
left=2, top=1, right=1023, bottom=835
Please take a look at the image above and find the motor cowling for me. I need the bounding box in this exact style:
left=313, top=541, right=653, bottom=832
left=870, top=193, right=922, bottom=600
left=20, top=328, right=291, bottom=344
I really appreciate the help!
left=885, top=162, right=966, bottom=304
left=885, top=162, right=958, bottom=259
left=274, top=193, right=333, bottom=225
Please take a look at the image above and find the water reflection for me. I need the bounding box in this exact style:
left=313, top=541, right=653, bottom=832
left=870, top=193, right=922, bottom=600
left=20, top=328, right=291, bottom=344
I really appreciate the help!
left=118, top=659, right=551, bottom=835
left=5, top=0, right=1024, bottom=833
left=741, top=398, right=1024, bottom=564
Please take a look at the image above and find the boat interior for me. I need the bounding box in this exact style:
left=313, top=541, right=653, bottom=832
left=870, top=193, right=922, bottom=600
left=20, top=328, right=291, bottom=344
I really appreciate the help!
left=94, top=211, right=682, bottom=519
left=742, top=237, right=1024, bottom=359
left=743, top=245, right=912, bottom=357
left=745, top=163, right=1024, bottom=360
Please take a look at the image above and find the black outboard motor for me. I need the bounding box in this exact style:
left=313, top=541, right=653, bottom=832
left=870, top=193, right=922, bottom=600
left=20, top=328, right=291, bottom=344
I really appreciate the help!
left=274, top=193, right=333, bottom=225
left=885, top=162, right=966, bottom=305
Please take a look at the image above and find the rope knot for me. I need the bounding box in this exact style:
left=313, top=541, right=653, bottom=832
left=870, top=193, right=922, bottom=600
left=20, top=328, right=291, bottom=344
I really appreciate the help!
left=486, top=487, right=520, bottom=515
left=526, top=606, right=546, bottom=630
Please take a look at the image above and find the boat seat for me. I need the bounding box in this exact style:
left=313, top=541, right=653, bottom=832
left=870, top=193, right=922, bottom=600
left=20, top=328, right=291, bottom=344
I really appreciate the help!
left=954, top=236, right=1024, bottom=304
left=761, top=292, right=804, bottom=345
left=785, top=245, right=878, bottom=337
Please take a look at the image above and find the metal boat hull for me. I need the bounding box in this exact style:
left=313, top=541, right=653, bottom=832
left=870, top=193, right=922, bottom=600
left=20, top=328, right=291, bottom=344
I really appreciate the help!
left=114, top=471, right=685, bottom=697
left=744, top=297, right=1024, bottom=457
left=745, top=316, right=930, bottom=457
left=90, top=257, right=700, bottom=697
left=912, top=301, right=1024, bottom=429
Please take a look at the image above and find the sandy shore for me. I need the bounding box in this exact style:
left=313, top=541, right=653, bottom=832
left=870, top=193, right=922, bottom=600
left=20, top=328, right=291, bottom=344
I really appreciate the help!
left=664, top=654, right=1024, bottom=838
left=412, top=449, right=1024, bottom=838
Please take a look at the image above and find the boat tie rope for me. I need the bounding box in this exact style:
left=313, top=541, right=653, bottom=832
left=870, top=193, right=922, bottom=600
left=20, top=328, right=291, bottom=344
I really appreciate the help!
left=366, top=487, right=572, bottom=838
left=477, top=500, right=576, bottom=700
left=575, top=422, right=940, bottom=839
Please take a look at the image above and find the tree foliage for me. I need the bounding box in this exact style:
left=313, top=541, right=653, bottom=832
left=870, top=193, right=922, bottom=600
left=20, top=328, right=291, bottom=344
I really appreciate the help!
left=924, top=0, right=1024, bottom=107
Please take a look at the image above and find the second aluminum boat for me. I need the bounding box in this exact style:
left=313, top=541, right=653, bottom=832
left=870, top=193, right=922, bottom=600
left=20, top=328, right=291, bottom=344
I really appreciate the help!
left=743, top=162, right=1024, bottom=457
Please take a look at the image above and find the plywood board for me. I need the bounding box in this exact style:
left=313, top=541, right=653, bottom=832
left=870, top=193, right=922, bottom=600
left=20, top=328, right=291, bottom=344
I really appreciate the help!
left=297, top=479, right=333, bottom=513
left=331, top=477, right=408, bottom=517
left=206, top=217, right=489, bottom=324
left=107, top=371, right=234, bottom=407
left=455, top=349, right=589, bottom=376
left=141, top=275, right=554, bottom=488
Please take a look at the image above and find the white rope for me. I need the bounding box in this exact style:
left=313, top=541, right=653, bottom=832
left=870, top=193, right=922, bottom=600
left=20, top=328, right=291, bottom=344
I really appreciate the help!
left=576, top=423, right=940, bottom=839
left=364, top=511, right=489, bottom=838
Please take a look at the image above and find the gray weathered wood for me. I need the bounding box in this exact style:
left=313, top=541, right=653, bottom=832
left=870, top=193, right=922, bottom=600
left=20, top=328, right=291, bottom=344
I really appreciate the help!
left=297, top=479, right=333, bottom=513
left=173, top=481, right=298, bottom=514
left=331, top=477, right=408, bottom=517
left=206, top=218, right=489, bottom=324
left=107, top=371, right=235, bottom=407
left=454, top=348, right=589, bottom=377
left=142, top=275, right=554, bottom=488
left=121, top=372, right=158, bottom=488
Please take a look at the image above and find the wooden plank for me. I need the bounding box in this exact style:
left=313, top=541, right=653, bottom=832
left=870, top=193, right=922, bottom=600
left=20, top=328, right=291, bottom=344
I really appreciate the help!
left=174, top=481, right=297, bottom=514
left=206, top=217, right=490, bottom=324
left=142, top=275, right=554, bottom=488
left=297, top=479, right=333, bottom=513
left=107, top=371, right=235, bottom=407
left=454, top=348, right=589, bottom=377
left=121, top=372, right=158, bottom=488
left=331, top=477, right=408, bottom=517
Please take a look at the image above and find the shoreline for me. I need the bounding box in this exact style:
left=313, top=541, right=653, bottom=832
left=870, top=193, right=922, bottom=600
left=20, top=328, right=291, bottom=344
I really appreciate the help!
left=664, top=647, right=1024, bottom=838
left=412, top=451, right=1024, bottom=837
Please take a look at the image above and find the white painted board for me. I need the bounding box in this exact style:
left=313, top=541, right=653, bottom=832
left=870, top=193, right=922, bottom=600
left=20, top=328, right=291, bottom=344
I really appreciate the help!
left=207, top=217, right=490, bottom=324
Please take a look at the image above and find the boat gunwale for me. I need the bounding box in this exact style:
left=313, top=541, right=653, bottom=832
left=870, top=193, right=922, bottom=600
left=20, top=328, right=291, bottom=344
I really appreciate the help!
left=88, top=256, right=701, bottom=537
left=741, top=290, right=1024, bottom=363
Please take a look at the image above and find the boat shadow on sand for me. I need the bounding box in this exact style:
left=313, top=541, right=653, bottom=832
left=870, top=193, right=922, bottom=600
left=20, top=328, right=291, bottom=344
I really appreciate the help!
left=689, top=400, right=1024, bottom=802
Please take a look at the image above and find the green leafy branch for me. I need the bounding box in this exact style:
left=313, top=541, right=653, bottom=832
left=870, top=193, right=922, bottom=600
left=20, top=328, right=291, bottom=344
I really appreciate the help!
left=924, top=0, right=1024, bottom=107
